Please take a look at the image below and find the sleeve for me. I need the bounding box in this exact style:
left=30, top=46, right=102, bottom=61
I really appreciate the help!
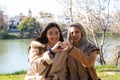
left=29, top=43, right=54, bottom=75
left=69, top=44, right=99, bottom=68
left=86, top=44, right=100, bottom=54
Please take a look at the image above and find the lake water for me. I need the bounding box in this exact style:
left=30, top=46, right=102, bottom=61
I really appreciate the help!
left=0, top=38, right=120, bottom=73
left=0, top=39, right=32, bottom=74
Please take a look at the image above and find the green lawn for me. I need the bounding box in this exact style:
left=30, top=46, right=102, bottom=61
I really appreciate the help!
left=0, top=66, right=120, bottom=80
left=0, top=74, right=25, bottom=80
left=0, top=70, right=25, bottom=80
left=96, top=65, right=120, bottom=80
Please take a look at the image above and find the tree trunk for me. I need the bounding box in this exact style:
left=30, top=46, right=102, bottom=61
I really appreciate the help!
left=99, top=30, right=106, bottom=65
left=69, top=0, right=73, bottom=22
left=115, top=51, right=120, bottom=66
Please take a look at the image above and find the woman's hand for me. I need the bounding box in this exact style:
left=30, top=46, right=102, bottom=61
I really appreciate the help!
left=51, top=41, right=66, bottom=53
left=62, top=41, right=72, bottom=51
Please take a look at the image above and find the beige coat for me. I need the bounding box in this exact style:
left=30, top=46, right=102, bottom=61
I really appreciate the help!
left=25, top=41, right=68, bottom=80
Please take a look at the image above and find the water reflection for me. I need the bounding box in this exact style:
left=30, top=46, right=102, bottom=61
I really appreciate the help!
left=0, top=39, right=32, bottom=73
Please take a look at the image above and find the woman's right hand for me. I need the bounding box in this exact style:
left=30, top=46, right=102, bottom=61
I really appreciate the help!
left=62, top=41, right=72, bottom=51
left=51, top=41, right=66, bottom=53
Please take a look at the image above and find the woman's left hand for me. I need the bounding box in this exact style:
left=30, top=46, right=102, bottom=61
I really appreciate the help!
left=51, top=41, right=66, bottom=52
left=62, top=41, right=72, bottom=51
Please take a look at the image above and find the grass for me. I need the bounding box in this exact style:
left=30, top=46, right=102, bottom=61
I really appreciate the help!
left=96, top=65, right=120, bottom=80
left=0, top=74, right=25, bottom=80
left=0, top=66, right=120, bottom=80
left=0, top=70, right=26, bottom=80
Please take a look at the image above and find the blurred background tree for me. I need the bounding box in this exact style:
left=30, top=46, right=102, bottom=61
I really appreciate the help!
left=17, top=17, right=42, bottom=38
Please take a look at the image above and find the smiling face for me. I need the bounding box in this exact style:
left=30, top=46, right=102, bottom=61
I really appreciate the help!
left=47, top=27, right=60, bottom=47
left=69, top=27, right=82, bottom=45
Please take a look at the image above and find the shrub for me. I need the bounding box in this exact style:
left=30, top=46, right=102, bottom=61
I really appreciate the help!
left=0, top=30, right=9, bottom=39
left=0, top=30, right=22, bottom=39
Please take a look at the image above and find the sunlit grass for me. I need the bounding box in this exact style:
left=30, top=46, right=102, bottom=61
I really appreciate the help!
left=0, top=74, right=25, bottom=80
left=96, top=65, right=120, bottom=80
left=0, top=70, right=26, bottom=80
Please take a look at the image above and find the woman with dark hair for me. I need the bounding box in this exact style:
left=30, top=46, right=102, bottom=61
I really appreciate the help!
left=64, top=23, right=100, bottom=80
left=25, top=22, right=68, bottom=80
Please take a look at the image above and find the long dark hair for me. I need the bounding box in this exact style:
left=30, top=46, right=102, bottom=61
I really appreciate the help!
left=35, top=22, right=64, bottom=44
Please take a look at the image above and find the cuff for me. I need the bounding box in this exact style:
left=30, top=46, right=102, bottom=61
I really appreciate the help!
left=43, top=51, right=53, bottom=65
